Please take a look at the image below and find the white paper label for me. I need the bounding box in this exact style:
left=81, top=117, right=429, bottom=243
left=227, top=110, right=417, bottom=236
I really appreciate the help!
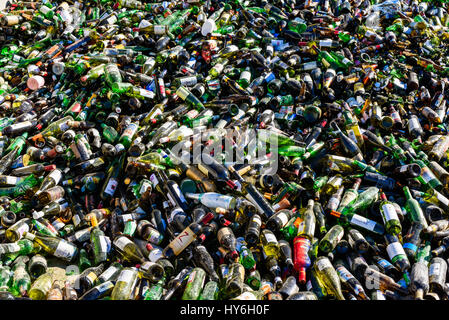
left=149, top=248, right=163, bottom=262
left=320, top=39, right=333, bottom=47
left=386, top=242, right=406, bottom=259
left=149, top=173, right=159, bottom=187
left=350, top=214, right=376, bottom=231
left=54, top=240, right=76, bottom=261
left=99, top=236, right=108, bottom=252
left=114, top=236, right=131, bottom=251
left=277, top=212, right=289, bottom=227
left=381, top=204, right=399, bottom=223
left=421, top=167, right=435, bottom=183
left=169, top=227, right=195, bottom=255
left=117, top=269, right=134, bottom=283
left=104, top=178, right=118, bottom=197
left=429, top=263, right=441, bottom=276
left=316, top=258, right=332, bottom=271
left=100, top=266, right=117, bottom=281
left=154, top=25, right=166, bottom=35
left=264, top=232, right=278, bottom=244
left=303, top=61, right=317, bottom=71
left=2, top=243, right=20, bottom=254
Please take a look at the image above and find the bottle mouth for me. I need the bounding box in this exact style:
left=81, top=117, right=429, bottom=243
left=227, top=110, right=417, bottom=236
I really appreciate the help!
left=409, top=163, right=422, bottom=177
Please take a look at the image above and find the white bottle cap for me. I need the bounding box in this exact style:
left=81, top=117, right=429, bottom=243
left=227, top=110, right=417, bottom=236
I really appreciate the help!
left=27, top=75, right=45, bottom=90
left=201, top=19, right=217, bottom=36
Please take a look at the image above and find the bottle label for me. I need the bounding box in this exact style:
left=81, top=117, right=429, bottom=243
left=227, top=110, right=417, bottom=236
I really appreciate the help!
left=121, top=214, right=133, bottom=222
left=149, top=173, right=159, bottom=187
left=306, top=280, right=312, bottom=291
left=104, top=178, right=118, bottom=197
left=403, top=242, right=417, bottom=253
left=264, top=232, right=278, bottom=244
left=347, top=129, right=358, bottom=145
left=319, top=39, right=333, bottom=47
left=436, top=192, right=449, bottom=207
left=169, top=207, right=185, bottom=224
left=122, top=123, right=138, bottom=139
left=336, top=265, right=352, bottom=281
left=376, top=258, right=392, bottom=269
left=166, top=192, right=177, bottom=208
left=381, top=203, right=399, bottom=222
left=327, top=197, right=340, bottom=210
left=429, top=263, right=441, bottom=276
left=147, top=228, right=162, bottom=244
left=100, top=266, right=118, bottom=281
left=169, top=227, right=195, bottom=255
left=149, top=248, right=163, bottom=262
left=97, top=281, right=112, bottom=291
left=277, top=212, right=289, bottom=227
left=16, top=223, right=30, bottom=237
left=117, top=269, right=135, bottom=283
left=171, top=184, right=187, bottom=204
left=252, top=214, right=262, bottom=227
left=86, top=272, right=97, bottom=284
left=302, top=61, right=317, bottom=71
left=52, top=218, right=65, bottom=231
left=99, top=235, right=108, bottom=253
left=350, top=214, right=376, bottom=231
left=316, top=258, right=332, bottom=271
left=114, top=236, right=132, bottom=251
left=2, top=243, right=20, bottom=254
left=54, top=240, right=76, bottom=261
left=421, top=167, right=435, bottom=184
left=386, top=242, right=406, bottom=259
left=154, top=25, right=166, bottom=35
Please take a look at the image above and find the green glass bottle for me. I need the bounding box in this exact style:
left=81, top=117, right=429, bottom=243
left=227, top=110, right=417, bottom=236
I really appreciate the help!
left=319, top=225, right=344, bottom=253
left=29, top=272, right=53, bottom=300
left=403, top=186, right=428, bottom=229
left=313, top=256, right=345, bottom=300
left=90, top=215, right=108, bottom=265
left=0, top=264, right=11, bottom=292
left=341, top=187, right=379, bottom=215
left=181, top=267, right=206, bottom=300
left=297, top=199, right=316, bottom=240
left=199, top=281, right=219, bottom=300
left=144, top=277, right=165, bottom=300
left=378, top=191, right=402, bottom=235
left=337, top=178, right=361, bottom=213
left=100, top=154, right=125, bottom=201
left=11, top=260, right=31, bottom=297
left=101, top=123, right=118, bottom=144
left=111, top=267, right=139, bottom=300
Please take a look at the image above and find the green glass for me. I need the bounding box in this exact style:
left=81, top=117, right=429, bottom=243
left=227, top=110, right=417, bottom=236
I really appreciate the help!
left=11, top=261, right=31, bottom=297
left=297, top=199, right=316, bottom=240
left=341, top=187, right=379, bottom=215
left=144, top=277, right=165, bottom=300
left=319, top=225, right=344, bottom=253
left=79, top=248, right=92, bottom=272
left=199, top=281, right=219, bottom=300
left=404, top=186, right=428, bottom=229
left=101, top=123, right=118, bottom=144
left=379, top=191, right=402, bottom=235
left=182, top=267, right=206, bottom=300
left=313, top=257, right=345, bottom=300
left=111, top=267, right=139, bottom=300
